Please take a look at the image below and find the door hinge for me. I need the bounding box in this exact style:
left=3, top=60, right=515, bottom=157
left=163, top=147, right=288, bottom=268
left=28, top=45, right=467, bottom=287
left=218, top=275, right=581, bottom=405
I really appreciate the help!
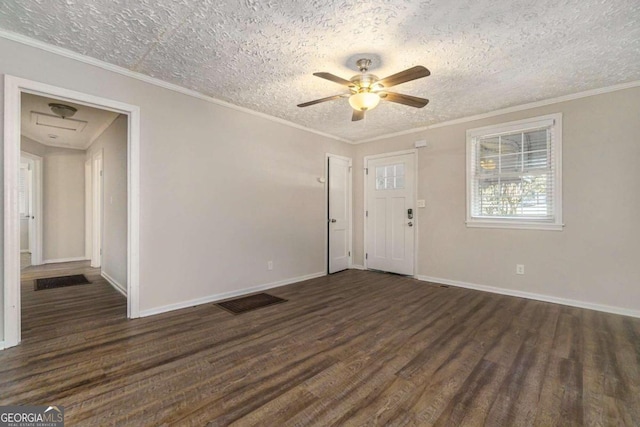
left=348, top=251, right=351, bottom=257
left=366, top=210, right=368, bottom=217
left=365, top=168, right=368, bottom=175
left=366, top=253, right=368, bottom=259
left=100, top=170, right=103, bottom=177
left=100, top=248, right=102, bottom=255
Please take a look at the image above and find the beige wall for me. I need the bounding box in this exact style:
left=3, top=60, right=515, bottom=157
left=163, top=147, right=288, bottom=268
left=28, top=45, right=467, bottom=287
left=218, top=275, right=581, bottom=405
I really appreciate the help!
left=0, top=36, right=352, bottom=337
left=86, top=115, right=128, bottom=292
left=21, top=136, right=86, bottom=262
left=353, top=87, right=640, bottom=313
left=20, top=219, right=28, bottom=251
left=2, top=35, right=638, bottom=342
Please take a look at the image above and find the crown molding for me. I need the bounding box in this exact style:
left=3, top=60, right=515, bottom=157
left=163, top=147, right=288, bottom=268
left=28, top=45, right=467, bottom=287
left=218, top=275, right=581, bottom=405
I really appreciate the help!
left=355, top=80, right=640, bottom=144
left=2, top=28, right=638, bottom=146
left=0, top=29, right=351, bottom=144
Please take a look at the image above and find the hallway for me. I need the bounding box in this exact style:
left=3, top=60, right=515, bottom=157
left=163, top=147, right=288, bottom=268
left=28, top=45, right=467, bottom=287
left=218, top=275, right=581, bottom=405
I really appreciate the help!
left=19, top=261, right=125, bottom=343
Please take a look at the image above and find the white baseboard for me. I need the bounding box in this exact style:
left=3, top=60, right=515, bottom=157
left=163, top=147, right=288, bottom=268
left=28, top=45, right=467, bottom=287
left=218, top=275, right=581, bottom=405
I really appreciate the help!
left=20, top=249, right=30, bottom=253
left=350, top=264, right=366, bottom=270
left=0, top=341, right=5, bottom=350
left=101, top=271, right=127, bottom=297
left=139, top=271, right=326, bottom=318
left=43, top=257, right=88, bottom=264
left=416, top=275, right=640, bottom=319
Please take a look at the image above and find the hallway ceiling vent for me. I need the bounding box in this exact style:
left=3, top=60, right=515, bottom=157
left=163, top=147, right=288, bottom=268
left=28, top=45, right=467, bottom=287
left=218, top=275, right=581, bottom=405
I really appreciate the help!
left=30, top=111, right=88, bottom=132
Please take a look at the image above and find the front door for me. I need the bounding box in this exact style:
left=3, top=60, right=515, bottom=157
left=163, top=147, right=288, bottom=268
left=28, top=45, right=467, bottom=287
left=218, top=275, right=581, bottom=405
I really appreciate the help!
left=328, top=155, right=351, bottom=273
left=365, top=152, right=415, bottom=275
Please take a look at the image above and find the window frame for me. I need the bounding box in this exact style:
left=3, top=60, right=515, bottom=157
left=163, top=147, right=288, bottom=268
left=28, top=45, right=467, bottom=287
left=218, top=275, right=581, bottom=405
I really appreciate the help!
left=465, top=113, right=563, bottom=231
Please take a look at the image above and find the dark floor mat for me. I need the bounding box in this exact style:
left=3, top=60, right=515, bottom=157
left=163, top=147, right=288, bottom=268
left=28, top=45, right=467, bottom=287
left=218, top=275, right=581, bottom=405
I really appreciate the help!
left=217, top=292, right=287, bottom=314
left=35, top=274, right=91, bottom=291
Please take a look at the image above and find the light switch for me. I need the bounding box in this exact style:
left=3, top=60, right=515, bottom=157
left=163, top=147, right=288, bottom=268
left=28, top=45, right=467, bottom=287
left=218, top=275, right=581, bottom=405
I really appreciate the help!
left=417, top=199, right=426, bottom=208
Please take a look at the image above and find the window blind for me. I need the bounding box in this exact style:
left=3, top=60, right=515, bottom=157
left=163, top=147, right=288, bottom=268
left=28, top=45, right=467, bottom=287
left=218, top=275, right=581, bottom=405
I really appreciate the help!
left=469, top=118, right=557, bottom=222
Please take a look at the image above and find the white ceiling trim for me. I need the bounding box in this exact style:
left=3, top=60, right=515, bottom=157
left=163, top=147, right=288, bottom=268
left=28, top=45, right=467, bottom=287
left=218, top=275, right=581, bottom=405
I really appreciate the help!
left=356, top=80, right=640, bottom=144
left=0, top=28, right=350, bottom=144
left=2, top=28, right=638, bottom=146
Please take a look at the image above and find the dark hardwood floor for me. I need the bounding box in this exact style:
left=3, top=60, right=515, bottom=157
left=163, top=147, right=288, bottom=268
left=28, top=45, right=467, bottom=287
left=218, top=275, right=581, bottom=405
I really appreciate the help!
left=1, top=262, right=639, bottom=425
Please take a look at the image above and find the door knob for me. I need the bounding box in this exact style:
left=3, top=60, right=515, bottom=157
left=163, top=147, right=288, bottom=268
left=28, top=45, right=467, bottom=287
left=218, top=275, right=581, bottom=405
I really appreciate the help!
left=330, top=219, right=337, bottom=223
left=408, top=222, right=413, bottom=227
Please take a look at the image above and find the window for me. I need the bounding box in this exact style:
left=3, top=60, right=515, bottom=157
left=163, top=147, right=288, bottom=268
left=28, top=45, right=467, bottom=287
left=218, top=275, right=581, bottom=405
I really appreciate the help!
left=466, top=113, right=562, bottom=230
left=375, top=163, right=404, bottom=190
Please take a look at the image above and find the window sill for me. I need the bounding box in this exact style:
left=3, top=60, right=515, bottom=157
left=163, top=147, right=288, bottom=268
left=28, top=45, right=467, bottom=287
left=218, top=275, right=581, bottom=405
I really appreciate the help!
left=466, top=220, right=564, bottom=231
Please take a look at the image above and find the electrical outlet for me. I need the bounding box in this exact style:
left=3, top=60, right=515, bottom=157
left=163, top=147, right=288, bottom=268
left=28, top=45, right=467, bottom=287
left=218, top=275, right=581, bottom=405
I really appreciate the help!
left=516, top=264, right=525, bottom=275
left=267, top=261, right=273, bottom=271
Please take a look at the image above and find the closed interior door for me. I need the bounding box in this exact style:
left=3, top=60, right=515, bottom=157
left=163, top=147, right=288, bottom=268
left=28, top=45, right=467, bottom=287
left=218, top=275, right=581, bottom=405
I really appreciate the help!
left=328, top=155, right=351, bottom=274
left=366, top=152, right=415, bottom=275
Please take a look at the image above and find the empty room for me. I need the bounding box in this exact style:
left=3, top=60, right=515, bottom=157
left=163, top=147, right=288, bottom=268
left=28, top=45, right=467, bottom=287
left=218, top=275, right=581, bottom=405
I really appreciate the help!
left=0, top=1, right=639, bottom=426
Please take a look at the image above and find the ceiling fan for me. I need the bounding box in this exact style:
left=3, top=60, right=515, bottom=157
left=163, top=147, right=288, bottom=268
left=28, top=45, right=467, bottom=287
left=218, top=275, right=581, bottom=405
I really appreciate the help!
left=297, top=58, right=430, bottom=121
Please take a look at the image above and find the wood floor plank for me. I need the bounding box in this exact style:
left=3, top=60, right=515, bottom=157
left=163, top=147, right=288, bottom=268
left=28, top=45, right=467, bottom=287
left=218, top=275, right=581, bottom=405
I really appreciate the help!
left=1, top=261, right=639, bottom=426
left=490, top=305, right=557, bottom=418
left=534, top=356, right=583, bottom=426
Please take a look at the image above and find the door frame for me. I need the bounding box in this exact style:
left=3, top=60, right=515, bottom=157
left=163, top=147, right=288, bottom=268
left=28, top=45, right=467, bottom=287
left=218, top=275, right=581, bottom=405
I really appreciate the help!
left=363, top=149, right=418, bottom=276
left=84, top=159, right=92, bottom=261
left=91, top=150, right=103, bottom=268
left=324, top=153, right=353, bottom=274
left=3, top=75, right=141, bottom=349
left=19, top=152, right=43, bottom=265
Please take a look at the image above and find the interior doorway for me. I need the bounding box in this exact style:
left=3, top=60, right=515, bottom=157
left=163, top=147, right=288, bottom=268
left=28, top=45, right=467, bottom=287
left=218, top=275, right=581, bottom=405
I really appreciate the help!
left=91, top=150, right=103, bottom=268
left=3, top=75, right=141, bottom=350
left=18, top=152, right=43, bottom=269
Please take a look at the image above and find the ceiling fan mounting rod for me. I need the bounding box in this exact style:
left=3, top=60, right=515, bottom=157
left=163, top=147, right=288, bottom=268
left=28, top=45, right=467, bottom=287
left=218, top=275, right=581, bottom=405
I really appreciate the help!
left=356, top=58, right=371, bottom=73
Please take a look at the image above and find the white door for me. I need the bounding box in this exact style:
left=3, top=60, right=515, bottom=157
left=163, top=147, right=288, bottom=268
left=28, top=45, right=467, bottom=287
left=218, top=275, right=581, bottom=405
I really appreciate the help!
left=20, top=152, right=43, bottom=265
left=85, top=160, right=92, bottom=261
left=328, top=155, right=351, bottom=273
left=365, top=152, right=415, bottom=275
left=91, top=151, right=103, bottom=268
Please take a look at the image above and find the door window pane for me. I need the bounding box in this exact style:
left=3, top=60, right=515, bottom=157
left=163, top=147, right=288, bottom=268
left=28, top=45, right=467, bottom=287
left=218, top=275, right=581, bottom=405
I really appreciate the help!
left=375, top=164, right=405, bottom=190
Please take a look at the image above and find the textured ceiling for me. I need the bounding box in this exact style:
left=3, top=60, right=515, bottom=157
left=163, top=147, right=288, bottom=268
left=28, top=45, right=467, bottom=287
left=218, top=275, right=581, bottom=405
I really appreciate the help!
left=21, top=93, right=119, bottom=150
left=2, top=0, right=639, bottom=142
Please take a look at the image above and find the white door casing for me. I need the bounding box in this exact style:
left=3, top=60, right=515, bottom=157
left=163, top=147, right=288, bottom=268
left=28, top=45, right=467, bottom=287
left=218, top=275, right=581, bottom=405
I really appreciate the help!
left=365, top=151, right=416, bottom=275
left=328, top=155, right=352, bottom=274
left=4, top=75, right=141, bottom=349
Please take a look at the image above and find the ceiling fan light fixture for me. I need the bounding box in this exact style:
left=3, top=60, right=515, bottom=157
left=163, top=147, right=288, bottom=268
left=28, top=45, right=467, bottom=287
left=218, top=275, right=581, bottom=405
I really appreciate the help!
left=349, top=92, right=380, bottom=112
left=48, top=103, right=77, bottom=119
left=298, top=59, right=430, bottom=120
left=480, top=158, right=496, bottom=170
